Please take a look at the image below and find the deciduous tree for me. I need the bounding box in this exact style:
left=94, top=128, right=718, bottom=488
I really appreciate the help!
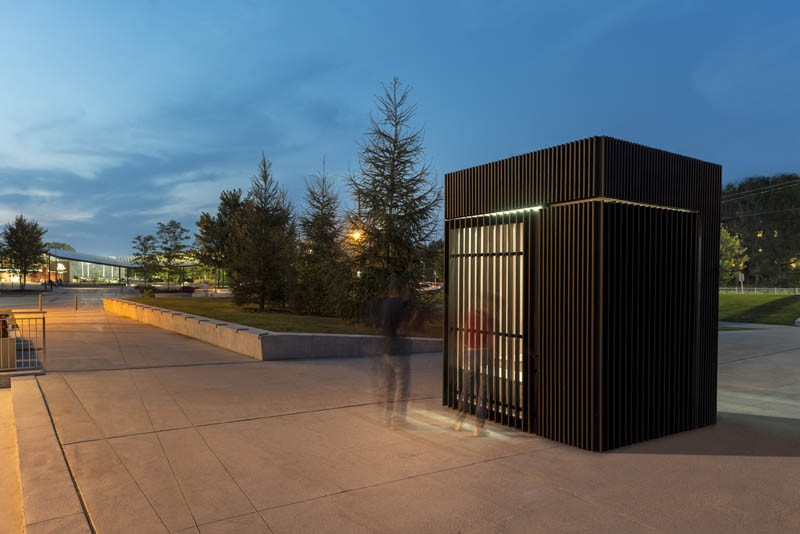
left=719, top=224, right=749, bottom=285
left=1, top=214, right=47, bottom=290
left=131, top=234, right=159, bottom=288
left=156, top=220, right=190, bottom=289
left=44, top=242, right=75, bottom=252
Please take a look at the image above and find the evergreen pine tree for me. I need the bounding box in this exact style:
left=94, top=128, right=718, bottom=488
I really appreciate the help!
left=347, top=77, right=442, bottom=308
left=229, top=154, right=296, bottom=310
left=295, top=160, right=351, bottom=316
left=195, top=189, right=244, bottom=289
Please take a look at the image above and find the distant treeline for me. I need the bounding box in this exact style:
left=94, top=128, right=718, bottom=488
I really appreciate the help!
left=722, top=173, right=800, bottom=287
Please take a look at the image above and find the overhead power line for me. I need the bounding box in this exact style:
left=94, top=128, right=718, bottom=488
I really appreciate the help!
left=722, top=205, right=800, bottom=220
left=722, top=179, right=800, bottom=202
left=723, top=183, right=800, bottom=201
left=722, top=176, right=800, bottom=196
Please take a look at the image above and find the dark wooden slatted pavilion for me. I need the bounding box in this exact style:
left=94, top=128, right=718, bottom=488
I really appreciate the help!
left=443, top=136, right=721, bottom=451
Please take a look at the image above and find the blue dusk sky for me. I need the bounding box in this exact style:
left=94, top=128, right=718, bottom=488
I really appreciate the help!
left=1, top=0, right=798, bottom=256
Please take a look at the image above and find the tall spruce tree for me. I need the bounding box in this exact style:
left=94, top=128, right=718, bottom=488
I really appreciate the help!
left=195, top=189, right=244, bottom=289
left=419, top=238, right=444, bottom=283
left=295, top=161, right=351, bottom=316
left=347, top=77, right=442, bottom=307
left=1, top=214, right=47, bottom=290
left=229, top=154, right=296, bottom=310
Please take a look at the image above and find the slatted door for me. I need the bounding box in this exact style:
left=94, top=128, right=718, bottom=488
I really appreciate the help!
left=444, top=212, right=533, bottom=429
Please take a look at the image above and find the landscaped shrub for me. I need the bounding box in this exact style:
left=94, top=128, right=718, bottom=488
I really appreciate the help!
left=137, top=286, right=155, bottom=298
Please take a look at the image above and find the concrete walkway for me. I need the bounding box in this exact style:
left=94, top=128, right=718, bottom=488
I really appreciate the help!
left=3, top=295, right=800, bottom=533
left=0, top=389, right=24, bottom=534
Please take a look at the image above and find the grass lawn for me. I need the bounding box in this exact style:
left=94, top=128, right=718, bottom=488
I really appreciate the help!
left=127, top=297, right=442, bottom=338
left=130, top=294, right=791, bottom=334
left=718, top=293, right=800, bottom=326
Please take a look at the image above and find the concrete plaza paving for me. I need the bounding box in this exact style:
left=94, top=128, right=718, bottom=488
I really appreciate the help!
left=2, top=291, right=800, bottom=533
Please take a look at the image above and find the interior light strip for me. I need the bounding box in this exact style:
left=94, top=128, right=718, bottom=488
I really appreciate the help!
left=446, top=205, right=544, bottom=221
left=448, top=197, right=697, bottom=221
left=549, top=197, right=696, bottom=213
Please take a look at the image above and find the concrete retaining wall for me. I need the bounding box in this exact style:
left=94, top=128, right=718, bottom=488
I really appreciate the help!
left=103, top=298, right=266, bottom=360
left=102, top=298, right=442, bottom=361
left=261, top=333, right=441, bottom=360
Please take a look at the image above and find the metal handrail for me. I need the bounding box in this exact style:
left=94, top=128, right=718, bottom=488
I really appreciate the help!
left=0, top=311, right=47, bottom=373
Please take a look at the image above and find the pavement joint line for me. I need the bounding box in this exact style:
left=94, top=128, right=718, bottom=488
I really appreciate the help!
left=719, top=345, right=800, bottom=365
left=143, top=367, right=209, bottom=531
left=49, top=359, right=258, bottom=374
left=33, top=376, right=97, bottom=534
left=191, top=426, right=268, bottom=527
left=59, top=395, right=442, bottom=446
left=497, top=448, right=662, bottom=533
left=103, top=311, right=134, bottom=369
left=190, top=395, right=441, bottom=430
left=193, top=509, right=276, bottom=533
left=147, top=363, right=200, bottom=428
left=23, top=512, right=88, bottom=530
left=115, top=368, right=192, bottom=532
left=103, top=437, right=173, bottom=533
left=256, top=444, right=566, bottom=514
left=63, top=426, right=194, bottom=446
left=59, top=374, right=106, bottom=440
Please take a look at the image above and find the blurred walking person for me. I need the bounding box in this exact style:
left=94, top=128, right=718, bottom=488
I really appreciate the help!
left=380, top=278, right=414, bottom=428
left=454, top=293, right=494, bottom=436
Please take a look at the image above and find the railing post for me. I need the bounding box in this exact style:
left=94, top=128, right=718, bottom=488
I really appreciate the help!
left=38, top=293, right=43, bottom=311
left=42, top=314, right=47, bottom=371
left=74, top=294, right=78, bottom=311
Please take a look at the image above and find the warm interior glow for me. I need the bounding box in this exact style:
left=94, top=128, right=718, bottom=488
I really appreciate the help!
left=453, top=205, right=544, bottom=221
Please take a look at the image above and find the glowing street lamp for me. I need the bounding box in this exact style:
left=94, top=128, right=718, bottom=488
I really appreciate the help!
left=349, top=229, right=363, bottom=242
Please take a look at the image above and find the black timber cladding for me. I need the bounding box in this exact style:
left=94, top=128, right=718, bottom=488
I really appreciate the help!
left=443, top=136, right=721, bottom=451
